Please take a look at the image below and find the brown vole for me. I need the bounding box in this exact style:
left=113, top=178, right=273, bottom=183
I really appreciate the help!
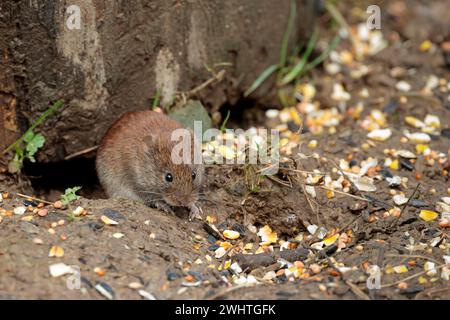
left=96, top=110, right=204, bottom=219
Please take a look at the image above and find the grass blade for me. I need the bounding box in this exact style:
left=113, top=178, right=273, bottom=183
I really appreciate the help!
left=280, top=29, right=318, bottom=86
left=300, top=34, right=341, bottom=76
left=244, top=64, right=279, bottom=97
left=220, top=110, right=231, bottom=133
left=279, top=0, right=297, bottom=68
left=152, top=90, right=161, bottom=110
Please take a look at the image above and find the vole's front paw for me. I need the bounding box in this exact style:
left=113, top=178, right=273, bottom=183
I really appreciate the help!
left=151, top=200, right=175, bottom=215
left=189, top=203, right=203, bottom=221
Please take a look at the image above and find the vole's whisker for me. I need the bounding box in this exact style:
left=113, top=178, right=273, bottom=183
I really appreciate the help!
left=138, top=190, right=163, bottom=195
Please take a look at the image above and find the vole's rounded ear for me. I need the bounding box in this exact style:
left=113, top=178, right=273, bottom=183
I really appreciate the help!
left=142, top=135, right=157, bottom=153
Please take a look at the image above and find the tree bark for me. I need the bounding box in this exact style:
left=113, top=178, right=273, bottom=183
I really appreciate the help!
left=0, top=0, right=316, bottom=162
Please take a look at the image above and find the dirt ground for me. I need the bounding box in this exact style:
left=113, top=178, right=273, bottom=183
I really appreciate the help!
left=1, top=0, right=449, bottom=300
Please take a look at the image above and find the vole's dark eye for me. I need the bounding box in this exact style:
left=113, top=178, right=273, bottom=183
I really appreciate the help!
left=192, top=172, right=196, bottom=180
left=165, top=173, right=173, bottom=182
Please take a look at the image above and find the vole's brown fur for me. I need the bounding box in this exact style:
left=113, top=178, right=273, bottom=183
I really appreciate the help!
left=96, top=110, right=204, bottom=217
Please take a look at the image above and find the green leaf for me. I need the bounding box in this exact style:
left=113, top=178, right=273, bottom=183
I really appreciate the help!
left=168, top=100, right=212, bottom=138
left=244, top=64, right=279, bottom=97
left=23, top=131, right=35, bottom=143
left=24, top=132, right=45, bottom=161
left=61, top=186, right=82, bottom=206
left=2, top=100, right=63, bottom=155
left=152, top=90, right=161, bottom=110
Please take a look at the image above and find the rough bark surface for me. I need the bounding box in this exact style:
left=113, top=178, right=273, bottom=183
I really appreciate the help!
left=0, top=0, right=316, bottom=162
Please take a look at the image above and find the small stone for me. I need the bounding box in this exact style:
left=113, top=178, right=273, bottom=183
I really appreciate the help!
left=20, top=221, right=39, bottom=234
left=409, top=199, right=428, bottom=208
left=167, top=271, right=181, bottom=281
left=103, top=209, right=126, bottom=220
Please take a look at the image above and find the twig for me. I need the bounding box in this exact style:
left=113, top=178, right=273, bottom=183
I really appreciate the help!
left=15, top=193, right=54, bottom=205
left=385, top=254, right=441, bottom=265
left=318, top=185, right=370, bottom=202
left=64, top=146, right=98, bottom=160
left=400, top=183, right=421, bottom=215
left=389, top=183, right=420, bottom=229
left=180, top=69, right=226, bottom=98
left=380, top=265, right=446, bottom=288
left=345, top=280, right=371, bottom=300
left=206, top=285, right=247, bottom=300
left=336, top=212, right=363, bottom=234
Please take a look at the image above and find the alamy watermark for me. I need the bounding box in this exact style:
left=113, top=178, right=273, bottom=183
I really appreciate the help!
left=66, top=5, right=81, bottom=30
left=366, top=264, right=382, bottom=290
left=366, top=5, right=381, bottom=30
left=66, top=265, right=81, bottom=290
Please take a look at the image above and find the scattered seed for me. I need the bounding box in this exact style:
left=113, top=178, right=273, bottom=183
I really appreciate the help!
left=37, top=209, right=48, bottom=217
left=223, top=230, right=240, bottom=240
left=128, top=282, right=143, bottom=289
left=49, top=245, right=64, bottom=258
left=95, top=282, right=115, bottom=300
left=14, top=206, right=26, bottom=215
left=101, top=215, right=119, bottom=225
left=49, top=263, right=76, bottom=277
left=53, top=201, right=63, bottom=209
left=33, top=238, right=43, bottom=245
left=419, top=210, right=438, bottom=222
